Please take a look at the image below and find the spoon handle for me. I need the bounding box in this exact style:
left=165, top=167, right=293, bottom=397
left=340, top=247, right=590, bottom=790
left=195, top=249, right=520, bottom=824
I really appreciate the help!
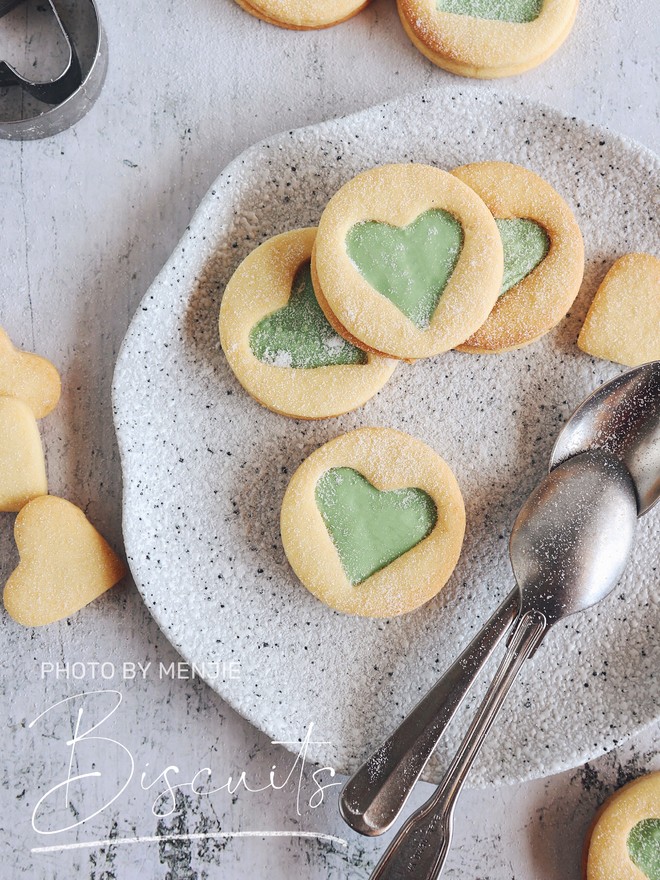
left=370, top=609, right=548, bottom=880
left=340, top=588, right=520, bottom=836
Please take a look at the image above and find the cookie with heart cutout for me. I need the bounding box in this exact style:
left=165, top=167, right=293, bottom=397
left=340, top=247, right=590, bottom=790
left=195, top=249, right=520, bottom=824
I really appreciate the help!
left=0, top=396, right=48, bottom=513
left=397, top=0, right=579, bottom=79
left=3, top=495, right=127, bottom=627
left=219, top=227, right=397, bottom=419
left=578, top=253, right=660, bottom=367
left=280, top=427, right=465, bottom=617
left=311, top=163, right=503, bottom=361
left=0, top=326, right=61, bottom=419
left=582, top=771, right=660, bottom=880
left=450, top=162, right=584, bottom=353
left=234, top=0, right=371, bottom=29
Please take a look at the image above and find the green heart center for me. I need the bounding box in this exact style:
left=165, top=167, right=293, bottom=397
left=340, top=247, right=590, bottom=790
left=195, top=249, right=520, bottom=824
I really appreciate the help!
left=436, top=0, right=543, bottom=23
left=315, top=467, right=438, bottom=586
left=249, top=262, right=367, bottom=368
left=628, top=819, right=660, bottom=879
left=496, top=218, right=550, bottom=297
left=346, top=209, right=464, bottom=330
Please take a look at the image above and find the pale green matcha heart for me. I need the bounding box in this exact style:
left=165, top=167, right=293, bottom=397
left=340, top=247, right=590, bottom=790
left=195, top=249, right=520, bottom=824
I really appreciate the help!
left=496, top=218, right=550, bottom=296
left=315, top=467, right=437, bottom=586
left=436, top=0, right=543, bottom=23
left=346, top=209, right=464, bottom=329
left=249, top=262, right=367, bottom=368
left=628, top=819, right=660, bottom=879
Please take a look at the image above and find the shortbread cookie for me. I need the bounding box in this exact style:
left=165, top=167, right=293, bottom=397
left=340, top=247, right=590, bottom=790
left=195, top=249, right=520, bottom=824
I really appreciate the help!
left=0, top=396, right=48, bottom=513
left=452, top=162, right=584, bottom=353
left=281, top=427, right=465, bottom=617
left=312, top=163, right=503, bottom=360
left=234, top=0, right=371, bottom=30
left=578, top=253, right=660, bottom=367
left=220, top=228, right=396, bottom=419
left=3, top=495, right=127, bottom=627
left=397, top=0, right=579, bottom=78
left=0, top=327, right=61, bottom=418
left=583, top=771, right=660, bottom=880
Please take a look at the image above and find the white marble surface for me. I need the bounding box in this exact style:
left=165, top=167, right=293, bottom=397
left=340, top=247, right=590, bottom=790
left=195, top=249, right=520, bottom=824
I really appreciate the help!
left=0, top=1, right=658, bottom=878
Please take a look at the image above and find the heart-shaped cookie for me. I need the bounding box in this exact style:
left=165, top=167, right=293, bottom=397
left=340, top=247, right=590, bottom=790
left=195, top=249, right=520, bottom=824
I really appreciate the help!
left=496, top=218, right=549, bottom=296
left=578, top=253, right=660, bottom=367
left=628, top=819, right=660, bottom=879
left=0, top=396, right=48, bottom=512
left=313, top=164, right=503, bottom=360
left=0, top=327, right=61, bottom=418
left=249, top=262, right=366, bottom=368
left=435, top=0, right=542, bottom=23
left=315, top=467, right=437, bottom=585
left=346, top=209, right=463, bottom=329
left=3, top=495, right=127, bottom=626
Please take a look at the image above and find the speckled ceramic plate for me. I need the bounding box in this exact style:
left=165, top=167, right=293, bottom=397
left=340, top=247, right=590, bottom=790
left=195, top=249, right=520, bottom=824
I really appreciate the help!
left=113, top=87, right=660, bottom=787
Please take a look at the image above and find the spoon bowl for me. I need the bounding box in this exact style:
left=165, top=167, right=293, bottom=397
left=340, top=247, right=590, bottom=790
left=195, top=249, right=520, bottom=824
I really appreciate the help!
left=512, top=449, right=638, bottom=624
left=551, top=361, right=660, bottom=515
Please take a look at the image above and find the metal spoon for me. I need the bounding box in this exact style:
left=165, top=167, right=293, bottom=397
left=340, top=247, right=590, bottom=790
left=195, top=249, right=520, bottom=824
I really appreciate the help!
left=370, top=449, right=638, bottom=880
left=551, top=361, right=660, bottom=515
left=340, top=362, right=660, bottom=837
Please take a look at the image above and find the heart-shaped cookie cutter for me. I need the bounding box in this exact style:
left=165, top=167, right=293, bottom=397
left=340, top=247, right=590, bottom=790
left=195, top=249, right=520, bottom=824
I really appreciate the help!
left=0, top=0, right=107, bottom=139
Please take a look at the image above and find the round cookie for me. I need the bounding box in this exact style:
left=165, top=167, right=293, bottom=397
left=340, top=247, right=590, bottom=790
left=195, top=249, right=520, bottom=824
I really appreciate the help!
left=234, top=0, right=371, bottom=30
left=281, top=427, right=465, bottom=617
left=583, top=771, right=660, bottom=880
left=397, top=0, right=579, bottom=79
left=219, top=228, right=396, bottom=419
left=312, top=163, right=504, bottom=361
left=451, top=161, right=584, bottom=353
left=578, top=253, right=660, bottom=367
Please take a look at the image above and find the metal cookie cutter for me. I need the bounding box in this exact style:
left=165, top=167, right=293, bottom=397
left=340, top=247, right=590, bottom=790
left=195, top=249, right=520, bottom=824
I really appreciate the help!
left=0, top=0, right=107, bottom=139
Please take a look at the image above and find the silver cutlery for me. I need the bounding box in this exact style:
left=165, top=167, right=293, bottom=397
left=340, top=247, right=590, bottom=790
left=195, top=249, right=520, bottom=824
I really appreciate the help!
left=371, top=449, right=638, bottom=880
left=339, top=362, right=659, bottom=877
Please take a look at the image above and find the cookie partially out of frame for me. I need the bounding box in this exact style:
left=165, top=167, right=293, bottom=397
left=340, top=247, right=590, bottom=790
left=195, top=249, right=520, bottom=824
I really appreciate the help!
left=583, top=771, right=660, bottom=880
left=312, top=163, right=503, bottom=361
left=397, top=0, right=579, bottom=79
left=281, top=427, right=465, bottom=617
left=578, top=253, right=660, bottom=367
left=452, top=161, right=584, bottom=353
left=219, top=227, right=396, bottom=419
left=234, top=0, right=371, bottom=30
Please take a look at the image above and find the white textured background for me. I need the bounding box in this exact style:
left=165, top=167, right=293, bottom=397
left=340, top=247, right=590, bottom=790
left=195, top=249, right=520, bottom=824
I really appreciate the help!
left=0, top=0, right=658, bottom=878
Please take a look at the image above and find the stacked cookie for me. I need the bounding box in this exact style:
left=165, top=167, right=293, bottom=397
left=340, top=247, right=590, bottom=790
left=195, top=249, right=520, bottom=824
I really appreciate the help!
left=220, top=160, right=585, bottom=419
left=0, top=328, right=125, bottom=627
